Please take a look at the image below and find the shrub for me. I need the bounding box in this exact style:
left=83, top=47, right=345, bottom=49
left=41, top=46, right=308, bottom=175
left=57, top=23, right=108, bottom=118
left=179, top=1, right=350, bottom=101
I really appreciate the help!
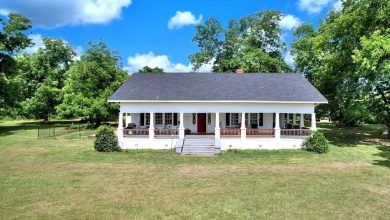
left=303, top=131, right=329, bottom=154
left=94, top=125, right=120, bottom=152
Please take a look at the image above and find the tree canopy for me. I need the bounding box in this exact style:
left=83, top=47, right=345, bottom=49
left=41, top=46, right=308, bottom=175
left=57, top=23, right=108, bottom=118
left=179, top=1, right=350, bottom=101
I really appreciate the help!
left=19, top=38, right=75, bottom=120
left=138, top=66, right=164, bottom=73
left=190, top=10, right=291, bottom=73
left=0, top=13, right=32, bottom=116
left=291, top=0, right=389, bottom=131
left=56, top=41, right=127, bottom=125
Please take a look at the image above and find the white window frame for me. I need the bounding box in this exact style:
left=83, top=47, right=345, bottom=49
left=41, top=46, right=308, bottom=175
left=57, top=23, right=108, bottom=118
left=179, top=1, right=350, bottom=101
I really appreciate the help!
left=231, top=113, right=239, bottom=126
left=155, top=113, right=163, bottom=125
left=146, top=113, right=150, bottom=126
left=165, top=113, right=173, bottom=125
left=250, top=113, right=258, bottom=127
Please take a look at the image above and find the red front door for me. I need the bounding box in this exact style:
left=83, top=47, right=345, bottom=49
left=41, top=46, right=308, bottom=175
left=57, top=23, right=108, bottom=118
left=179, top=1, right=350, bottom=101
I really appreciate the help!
left=197, top=113, right=206, bottom=133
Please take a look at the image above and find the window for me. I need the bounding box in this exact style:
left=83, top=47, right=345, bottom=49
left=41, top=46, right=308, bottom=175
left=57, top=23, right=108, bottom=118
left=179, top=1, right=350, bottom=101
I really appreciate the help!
left=245, top=113, right=249, bottom=127
left=258, top=113, right=263, bottom=126
left=207, top=113, right=211, bottom=125
left=192, top=113, right=196, bottom=124
left=145, top=113, right=150, bottom=126
left=250, top=113, right=258, bottom=127
left=140, top=113, right=150, bottom=126
left=231, top=113, right=239, bottom=126
left=155, top=113, right=163, bottom=125
left=165, top=113, right=173, bottom=125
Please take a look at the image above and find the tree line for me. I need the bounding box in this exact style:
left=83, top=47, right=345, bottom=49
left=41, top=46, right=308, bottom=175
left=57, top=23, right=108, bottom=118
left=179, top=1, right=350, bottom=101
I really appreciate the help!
left=0, top=14, right=127, bottom=125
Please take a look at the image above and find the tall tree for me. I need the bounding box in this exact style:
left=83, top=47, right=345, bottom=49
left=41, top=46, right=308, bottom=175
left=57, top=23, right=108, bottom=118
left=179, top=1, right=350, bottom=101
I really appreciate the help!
left=57, top=41, right=127, bottom=125
left=352, top=30, right=390, bottom=137
left=291, top=0, right=390, bottom=128
left=0, top=13, right=32, bottom=116
left=19, top=37, right=75, bottom=120
left=190, top=11, right=291, bottom=73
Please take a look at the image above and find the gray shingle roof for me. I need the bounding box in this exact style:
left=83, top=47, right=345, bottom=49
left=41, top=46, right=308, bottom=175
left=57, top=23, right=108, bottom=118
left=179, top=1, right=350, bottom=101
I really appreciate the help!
left=109, top=73, right=327, bottom=103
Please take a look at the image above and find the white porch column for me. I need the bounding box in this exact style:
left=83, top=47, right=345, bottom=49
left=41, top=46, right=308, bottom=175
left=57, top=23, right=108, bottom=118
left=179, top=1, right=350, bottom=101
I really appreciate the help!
left=300, top=113, right=305, bottom=128
left=118, top=111, right=124, bottom=147
left=179, top=112, right=185, bottom=139
left=311, top=113, right=317, bottom=131
left=274, top=113, right=280, bottom=140
left=215, top=112, right=220, bottom=139
left=241, top=113, right=246, bottom=140
left=149, top=112, right=155, bottom=140
left=125, top=113, right=132, bottom=127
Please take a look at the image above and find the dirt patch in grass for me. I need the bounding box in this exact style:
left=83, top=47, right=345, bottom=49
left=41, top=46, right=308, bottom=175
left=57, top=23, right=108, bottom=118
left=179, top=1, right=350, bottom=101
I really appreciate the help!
left=363, top=184, right=390, bottom=197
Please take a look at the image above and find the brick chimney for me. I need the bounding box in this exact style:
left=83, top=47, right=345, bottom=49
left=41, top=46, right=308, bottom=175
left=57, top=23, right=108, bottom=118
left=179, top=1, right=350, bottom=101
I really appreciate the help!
left=235, top=68, right=244, bottom=74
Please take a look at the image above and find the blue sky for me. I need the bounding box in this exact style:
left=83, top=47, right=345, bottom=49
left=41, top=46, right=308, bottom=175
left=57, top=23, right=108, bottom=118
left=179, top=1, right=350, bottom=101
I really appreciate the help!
left=0, top=0, right=341, bottom=72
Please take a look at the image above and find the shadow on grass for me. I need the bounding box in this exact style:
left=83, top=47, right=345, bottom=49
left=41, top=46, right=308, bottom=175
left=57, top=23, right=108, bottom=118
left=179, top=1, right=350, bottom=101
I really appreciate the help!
left=373, top=145, right=390, bottom=169
left=0, top=120, right=83, bottom=137
left=319, top=123, right=388, bottom=147
left=319, top=123, right=390, bottom=169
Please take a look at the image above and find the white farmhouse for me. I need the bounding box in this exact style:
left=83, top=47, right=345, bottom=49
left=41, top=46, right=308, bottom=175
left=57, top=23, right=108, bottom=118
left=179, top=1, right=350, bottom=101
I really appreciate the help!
left=109, top=73, right=327, bottom=155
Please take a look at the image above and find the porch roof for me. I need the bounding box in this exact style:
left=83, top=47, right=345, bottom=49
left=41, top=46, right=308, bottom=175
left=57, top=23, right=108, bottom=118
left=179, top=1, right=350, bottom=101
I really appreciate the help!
left=109, top=73, right=327, bottom=103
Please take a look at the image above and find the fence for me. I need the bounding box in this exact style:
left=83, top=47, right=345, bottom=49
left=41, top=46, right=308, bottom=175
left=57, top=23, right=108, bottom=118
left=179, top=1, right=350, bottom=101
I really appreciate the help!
left=37, top=124, right=95, bottom=139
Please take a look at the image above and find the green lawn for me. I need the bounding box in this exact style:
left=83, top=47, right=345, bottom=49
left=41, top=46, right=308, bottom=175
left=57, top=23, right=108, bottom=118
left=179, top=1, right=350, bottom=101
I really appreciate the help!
left=0, top=120, right=389, bottom=219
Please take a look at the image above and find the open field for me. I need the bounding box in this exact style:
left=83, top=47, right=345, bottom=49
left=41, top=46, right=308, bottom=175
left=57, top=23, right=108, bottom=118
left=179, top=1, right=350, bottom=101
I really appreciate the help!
left=0, top=120, right=389, bottom=219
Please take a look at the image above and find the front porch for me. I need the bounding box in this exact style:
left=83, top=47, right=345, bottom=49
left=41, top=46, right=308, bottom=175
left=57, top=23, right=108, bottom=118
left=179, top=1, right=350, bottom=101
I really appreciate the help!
left=117, top=111, right=317, bottom=151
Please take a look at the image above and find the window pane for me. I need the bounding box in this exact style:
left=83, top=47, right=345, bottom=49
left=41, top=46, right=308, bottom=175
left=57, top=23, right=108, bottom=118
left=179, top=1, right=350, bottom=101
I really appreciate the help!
left=250, top=113, right=257, bottom=127
left=231, top=113, right=239, bottom=126
left=207, top=113, right=211, bottom=125
left=165, top=113, right=173, bottom=125
left=146, top=113, right=150, bottom=126
left=155, top=113, right=163, bottom=125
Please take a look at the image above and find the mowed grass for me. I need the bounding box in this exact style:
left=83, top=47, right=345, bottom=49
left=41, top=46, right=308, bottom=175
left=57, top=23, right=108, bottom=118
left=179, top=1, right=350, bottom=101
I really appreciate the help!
left=0, top=120, right=389, bottom=219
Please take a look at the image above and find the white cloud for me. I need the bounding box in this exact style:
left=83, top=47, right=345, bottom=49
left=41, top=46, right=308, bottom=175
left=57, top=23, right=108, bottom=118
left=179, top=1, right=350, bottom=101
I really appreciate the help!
left=125, top=51, right=212, bottom=73
left=0, top=0, right=131, bottom=27
left=298, top=0, right=333, bottom=14
left=23, top=34, right=83, bottom=61
left=284, top=51, right=295, bottom=67
left=333, top=0, right=343, bottom=12
left=168, top=11, right=202, bottom=29
left=279, top=14, right=302, bottom=30
left=23, top=34, right=44, bottom=55
left=0, top=8, right=10, bottom=16
left=74, top=46, right=84, bottom=61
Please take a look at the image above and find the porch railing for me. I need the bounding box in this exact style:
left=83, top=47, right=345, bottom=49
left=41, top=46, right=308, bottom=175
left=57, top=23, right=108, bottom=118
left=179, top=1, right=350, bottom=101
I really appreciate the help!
left=281, top=129, right=312, bottom=136
left=155, top=128, right=179, bottom=136
left=221, top=128, right=241, bottom=137
left=123, top=128, right=149, bottom=136
left=246, top=128, right=275, bottom=137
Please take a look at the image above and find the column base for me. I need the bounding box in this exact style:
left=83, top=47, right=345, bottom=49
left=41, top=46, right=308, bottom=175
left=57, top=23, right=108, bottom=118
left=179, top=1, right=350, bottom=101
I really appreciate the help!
left=215, top=128, right=220, bottom=139
left=240, top=128, right=246, bottom=140
left=149, top=128, right=155, bottom=140
left=179, top=127, right=185, bottom=139
left=117, top=128, right=124, bottom=147
left=274, top=128, right=280, bottom=140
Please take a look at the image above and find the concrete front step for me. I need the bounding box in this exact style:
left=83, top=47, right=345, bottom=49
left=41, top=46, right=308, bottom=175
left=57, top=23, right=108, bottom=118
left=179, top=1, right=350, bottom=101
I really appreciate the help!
left=184, top=140, right=215, bottom=146
left=182, top=147, right=215, bottom=152
left=179, top=138, right=217, bottom=155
